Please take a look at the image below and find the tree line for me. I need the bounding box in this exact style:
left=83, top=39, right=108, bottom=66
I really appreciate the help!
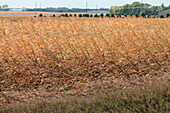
left=39, top=13, right=115, bottom=18
left=0, top=4, right=8, bottom=8
left=109, top=2, right=170, bottom=16
left=38, top=13, right=170, bottom=18
left=27, top=7, right=109, bottom=13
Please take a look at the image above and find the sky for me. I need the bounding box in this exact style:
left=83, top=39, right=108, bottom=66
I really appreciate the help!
left=0, top=0, right=170, bottom=8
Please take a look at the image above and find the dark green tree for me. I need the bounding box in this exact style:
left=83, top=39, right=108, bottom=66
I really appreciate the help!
left=129, top=14, right=133, bottom=17
left=161, top=3, right=165, bottom=9
left=111, top=14, right=115, bottom=17
left=147, top=15, right=151, bottom=18
left=94, top=14, right=99, bottom=17
left=69, top=14, right=72, bottom=17
left=65, top=13, right=69, bottom=17
left=90, top=14, right=93, bottom=17
left=60, top=14, right=65, bottom=17
left=83, top=14, right=89, bottom=17
left=135, top=14, right=139, bottom=18
left=39, top=14, right=43, bottom=17
left=105, top=13, right=110, bottom=17
left=79, top=14, right=83, bottom=17
left=117, top=14, right=121, bottom=18
left=100, top=13, right=104, bottom=18
left=160, top=15, right=164, bottom=18
left=140, top=12, right=146, bottom=17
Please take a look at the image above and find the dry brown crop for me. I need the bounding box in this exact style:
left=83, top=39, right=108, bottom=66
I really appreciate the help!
left=0, top=16, right=170, bottom=104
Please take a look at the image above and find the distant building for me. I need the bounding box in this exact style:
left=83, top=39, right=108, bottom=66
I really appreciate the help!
left=158, top=9, right=170, bottom=17
left=8, top=8, right=27, bottom=11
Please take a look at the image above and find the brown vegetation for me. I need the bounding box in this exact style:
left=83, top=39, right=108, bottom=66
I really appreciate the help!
left=0, top=17, right=170, bottom=105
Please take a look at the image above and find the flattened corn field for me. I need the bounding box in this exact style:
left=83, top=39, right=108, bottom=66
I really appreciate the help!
left=0, top=17, right=170, bottom=104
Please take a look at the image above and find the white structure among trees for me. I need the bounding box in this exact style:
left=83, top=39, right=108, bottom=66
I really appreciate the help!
left=158, top=9, right=170, bottom=17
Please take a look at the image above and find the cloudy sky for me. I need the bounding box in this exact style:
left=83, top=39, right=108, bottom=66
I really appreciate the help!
left=0, top=0, right=169, bottom=8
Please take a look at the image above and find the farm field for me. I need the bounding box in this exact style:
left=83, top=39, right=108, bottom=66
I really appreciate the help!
left=0, top=16, right=170, bottom=110
left=0, top=11, right=62, bottom=16
left=0, top=11, right=100, bottom=16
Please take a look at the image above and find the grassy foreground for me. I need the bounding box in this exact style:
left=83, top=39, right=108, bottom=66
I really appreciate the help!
left=0, top=83, right=169, bottom=113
